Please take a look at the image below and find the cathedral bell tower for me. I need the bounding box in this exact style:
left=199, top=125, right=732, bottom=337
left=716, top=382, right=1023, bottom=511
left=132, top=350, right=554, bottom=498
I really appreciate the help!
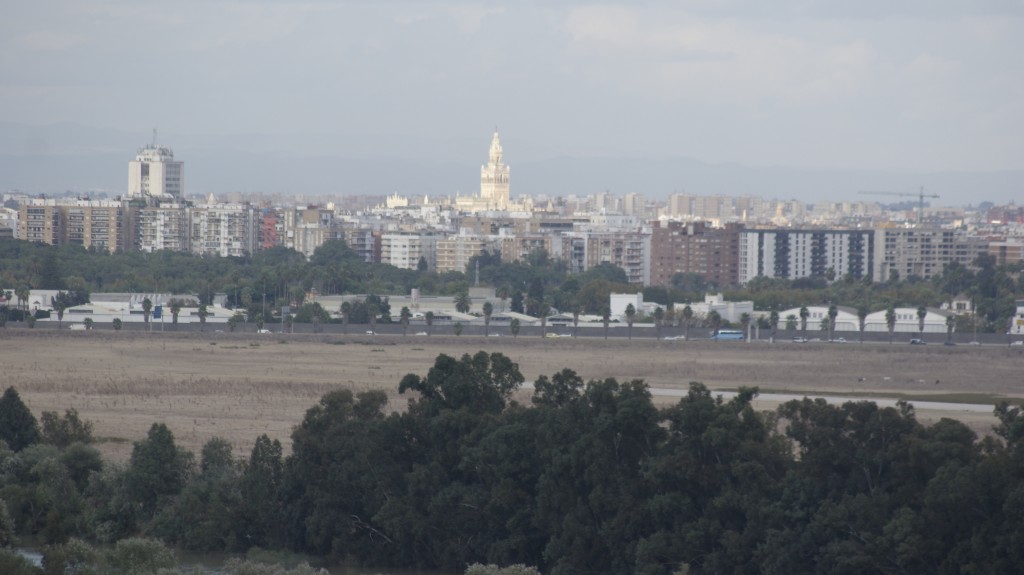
left=479, top=129, right=510, bottom=210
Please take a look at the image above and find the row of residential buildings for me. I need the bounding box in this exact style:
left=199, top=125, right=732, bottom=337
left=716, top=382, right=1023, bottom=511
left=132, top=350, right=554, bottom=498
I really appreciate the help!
left=8, top=195, right=1017, bottom=287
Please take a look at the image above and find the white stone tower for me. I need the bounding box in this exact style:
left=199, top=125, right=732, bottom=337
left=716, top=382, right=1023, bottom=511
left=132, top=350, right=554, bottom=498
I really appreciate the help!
left=480, top=129, right=510, bottom=209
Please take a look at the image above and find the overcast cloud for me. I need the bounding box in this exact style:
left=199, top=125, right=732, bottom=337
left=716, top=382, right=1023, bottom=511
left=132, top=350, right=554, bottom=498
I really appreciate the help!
left=1, top=1, right=1022, bottom=197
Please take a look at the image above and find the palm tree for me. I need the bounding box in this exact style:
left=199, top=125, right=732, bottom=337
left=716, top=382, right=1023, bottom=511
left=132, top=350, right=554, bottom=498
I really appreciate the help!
left=708, top=310, right=722, bottom=338
left=654, top=307, right=665, bottom=340
left=454, top=292, right=471, bottom=314
left=625, top=304, right=636, bottom=340
left=15, top=285, right=30, bottom=321
left=571, top=302, right=581, bottom=338
left=510, top=318, right=520, bottom=338
left=425, top=311, right=434, bottom=336
left=83, top=317, right=93, bottom=331
left=198, top=304, right=209, bottom=332
left=453, top=322, right=463, bottom=336
left=482, top=302, right=494, bottom=336
left=682, top=305, right=694, bottom=340
left=946, top=314, right=955, bottom=343
left=53, top=296, right=67, bottom=330
left=497, top=285, right=510, bottom=312
left=400, top=306, right=412, bottom=336
left=539, top=302, right=551, bottom=338
left=170, top=299, right=182, bottom=325
left=916, top=305, right=928, bottom=338
left=739, top=312, right=751, bottom=342
left=886, top=305, right=897, bottom=344
left=769, top=309, right=780, bottom=343
left=142, top=297, right=153, bottom=331
left=340, top=301, right=351, bottom=334
left=857, top=306, right=869, bottom=343
left=2, top=290, right=11, bottom=326
left=799, top=306, right=810, bottom=338
left=785, top=314, right=798, bottom=331
left=827, top=303, right=838, bottom=341
left=601, top=306, right=611, bottom=340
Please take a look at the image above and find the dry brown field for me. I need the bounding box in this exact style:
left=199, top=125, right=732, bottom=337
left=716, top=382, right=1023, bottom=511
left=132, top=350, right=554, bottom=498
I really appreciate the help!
left=2, top=329, right=1022, bottom=462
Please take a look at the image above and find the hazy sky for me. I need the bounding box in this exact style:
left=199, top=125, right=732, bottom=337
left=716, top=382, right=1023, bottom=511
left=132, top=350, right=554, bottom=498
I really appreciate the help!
left=3, top=1, right=1023, bottom=173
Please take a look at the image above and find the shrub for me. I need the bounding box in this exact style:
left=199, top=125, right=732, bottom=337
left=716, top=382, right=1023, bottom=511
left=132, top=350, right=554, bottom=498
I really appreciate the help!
left=106, top=538, right=175, bottom=575
left=41, top=409, right=94, bottom=447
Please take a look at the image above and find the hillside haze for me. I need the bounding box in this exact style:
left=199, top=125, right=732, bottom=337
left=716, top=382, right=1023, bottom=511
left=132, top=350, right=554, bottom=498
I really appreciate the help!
left=1, top=122, right=1020, bottom=205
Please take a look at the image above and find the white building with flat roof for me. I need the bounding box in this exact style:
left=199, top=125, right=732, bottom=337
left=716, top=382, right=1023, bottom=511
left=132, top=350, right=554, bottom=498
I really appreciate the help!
left=190, top=203, right=259, bottom=258
left=1013, top=300, right=1024, bottom=335
left=380, top=233, right=439, bottom=270
left=128, top=143, right=184, bottom=199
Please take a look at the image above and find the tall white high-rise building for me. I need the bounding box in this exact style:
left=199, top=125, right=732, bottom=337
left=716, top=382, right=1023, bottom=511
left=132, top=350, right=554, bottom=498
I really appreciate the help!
left=128, top=143, right=184, bottom=199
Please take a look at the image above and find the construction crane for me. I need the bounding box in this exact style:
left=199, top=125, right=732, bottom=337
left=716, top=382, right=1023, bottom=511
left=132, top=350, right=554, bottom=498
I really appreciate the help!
left=858, top=186, right=939, bottom=225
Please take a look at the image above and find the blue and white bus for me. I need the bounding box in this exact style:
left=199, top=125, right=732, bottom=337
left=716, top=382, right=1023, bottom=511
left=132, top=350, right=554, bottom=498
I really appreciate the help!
left=711, top=329, right=745, bottom=341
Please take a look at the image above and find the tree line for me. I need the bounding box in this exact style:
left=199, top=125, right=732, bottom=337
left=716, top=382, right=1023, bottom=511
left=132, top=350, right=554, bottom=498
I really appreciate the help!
left=1, top=237, right=1022, bottom=332
left=2, top=352, right=1024, bottom=574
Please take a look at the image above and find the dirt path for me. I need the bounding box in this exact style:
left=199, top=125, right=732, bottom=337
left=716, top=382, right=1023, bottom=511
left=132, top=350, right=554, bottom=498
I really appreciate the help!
left=3, top=330, right=1021, bottom=461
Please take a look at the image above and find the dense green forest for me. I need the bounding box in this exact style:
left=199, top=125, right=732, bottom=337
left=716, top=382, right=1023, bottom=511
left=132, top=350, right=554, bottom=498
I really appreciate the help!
left=0, top=238, right=1021, bottom=331
left=2, top=354, right=1024, bottom=574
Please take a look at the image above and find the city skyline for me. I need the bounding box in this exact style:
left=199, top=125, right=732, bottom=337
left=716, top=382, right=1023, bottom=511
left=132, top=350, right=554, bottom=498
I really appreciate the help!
left=2, top=121, right=1022, bottom=207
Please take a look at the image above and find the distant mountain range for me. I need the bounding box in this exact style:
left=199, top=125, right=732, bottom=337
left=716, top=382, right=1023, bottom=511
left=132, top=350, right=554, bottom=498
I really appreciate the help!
left=1, top=122, right=1019, bottom=205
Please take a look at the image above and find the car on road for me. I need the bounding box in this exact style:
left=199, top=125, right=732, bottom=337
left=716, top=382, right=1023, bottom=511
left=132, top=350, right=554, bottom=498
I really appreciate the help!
left=1013, top=341, right=1023, bottom=346
left=365, top=330, right=376, bottom=335
left=414, top=331, right=428, bottom=336
left=663, top=335, right=687, bottom=341
left=832, top=337, right=847, bottom=343
left=792, top=336, right=809, bottom=343
left=257, top=329, right=272, bottom=334
left=910, top=339, right=927, bottom=345
left=968, top=341, right=981, bottom=345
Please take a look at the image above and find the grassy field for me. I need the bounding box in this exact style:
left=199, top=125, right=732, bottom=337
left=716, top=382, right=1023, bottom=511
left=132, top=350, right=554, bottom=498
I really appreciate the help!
left=3, top=329, right=1021, bottom=461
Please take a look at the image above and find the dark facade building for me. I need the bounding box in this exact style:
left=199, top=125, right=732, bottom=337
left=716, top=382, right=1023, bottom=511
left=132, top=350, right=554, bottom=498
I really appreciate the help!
left=649, top=221, right=742, bottom=288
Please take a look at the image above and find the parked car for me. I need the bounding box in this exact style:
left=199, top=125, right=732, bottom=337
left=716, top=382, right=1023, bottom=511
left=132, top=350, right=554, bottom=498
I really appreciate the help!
left=792, top=336, right=808, bottom=343
left=832, top=337, right=847, bottom=343
left=365, top=330, right=376, bottom=335
left=910, top=339, right=926, bottom=345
